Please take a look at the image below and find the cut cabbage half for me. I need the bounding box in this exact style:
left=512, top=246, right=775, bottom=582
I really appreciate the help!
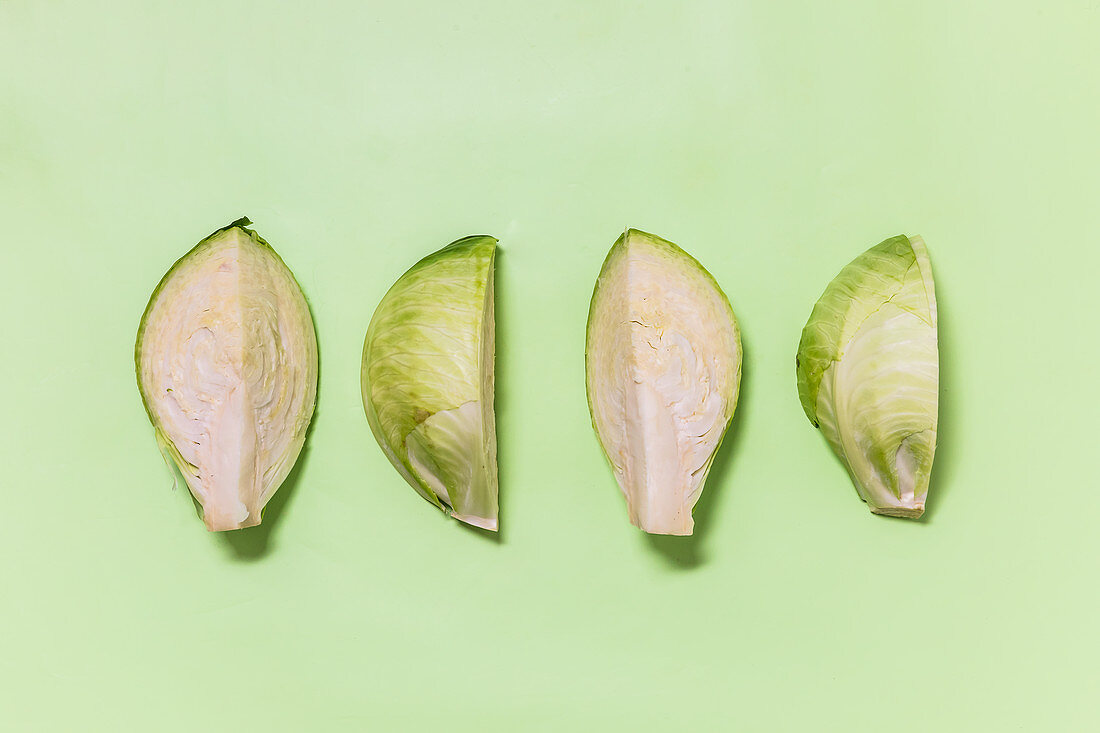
left=796, top=234, right=939, bottom=518
left=136, top=218, right=318, bottom=531
left=361, top=236, right=498, bottom=531
left=586, top=229, right=742, bottom=536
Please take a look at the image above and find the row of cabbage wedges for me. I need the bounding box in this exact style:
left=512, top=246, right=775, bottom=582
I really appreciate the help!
left=135, top=219, right=939, bottom=535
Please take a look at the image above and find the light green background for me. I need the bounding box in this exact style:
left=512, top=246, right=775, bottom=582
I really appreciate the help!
left=2, top=1, right=1097, bottom=730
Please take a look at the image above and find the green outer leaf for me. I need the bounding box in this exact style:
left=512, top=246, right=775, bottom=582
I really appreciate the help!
left=796, top=235, right=919, bottom=426
left=795, top=234, right=938, bottom=517
left=361, top=235, right=497, bottom=527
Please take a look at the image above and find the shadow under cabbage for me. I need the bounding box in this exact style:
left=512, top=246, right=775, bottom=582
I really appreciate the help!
left=215, top=439, right=311, bottom=560
left=643, top=337, right=751, bottom=568
left=917, top=272, right=957, bottom=523
left=219, top=291, right=322, bottom=560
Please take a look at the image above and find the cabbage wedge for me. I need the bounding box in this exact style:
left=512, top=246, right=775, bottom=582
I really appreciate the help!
left=361, top=236, right=498, bottom=531
left=136, top=218, right=318, bottom=531
left=796, top=234, right=939, bottom=518
left=586, top=229, right=742, bottom=536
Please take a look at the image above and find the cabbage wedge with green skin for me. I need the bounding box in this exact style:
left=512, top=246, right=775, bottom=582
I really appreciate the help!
left=136, top=219, right=318, bottom=532
left=796, top=235, right=938, bottom=519
left=362, top=236, right=498, bottom=531
left=586, top=229, right=742, bottom=536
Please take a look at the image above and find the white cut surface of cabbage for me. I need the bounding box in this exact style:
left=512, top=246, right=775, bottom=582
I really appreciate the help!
left=136, top=219, right=318, bottom=531
left=586, top=229, right=741, bottom=536
left=361, top=236, right=498, bottom=531
left=796, top=234, right=938, bottom=518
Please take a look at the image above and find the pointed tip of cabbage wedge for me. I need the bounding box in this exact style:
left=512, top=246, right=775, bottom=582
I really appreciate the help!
left=135, top=219, right=319, bottom=532
left=586, top=228, right=742, bottom=536
left=796, top=234, right=939, bottom=519
left=362, top=235, right=499, bottom=532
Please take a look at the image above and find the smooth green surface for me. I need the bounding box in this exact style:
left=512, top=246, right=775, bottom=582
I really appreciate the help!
left=362, top=235, right=497, bottom=527
left=1, top=1, right=1097, bottom=730
left=796, top=235, right=937, bottom=517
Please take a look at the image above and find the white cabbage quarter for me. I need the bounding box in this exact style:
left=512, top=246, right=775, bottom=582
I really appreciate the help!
left=361, top=236, right=498, bottom=531
left=586, top=229, right=742, bottom=536
left=796, top=235, right=938, bottom=518
left=136, top=219, right=318, bottom=532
